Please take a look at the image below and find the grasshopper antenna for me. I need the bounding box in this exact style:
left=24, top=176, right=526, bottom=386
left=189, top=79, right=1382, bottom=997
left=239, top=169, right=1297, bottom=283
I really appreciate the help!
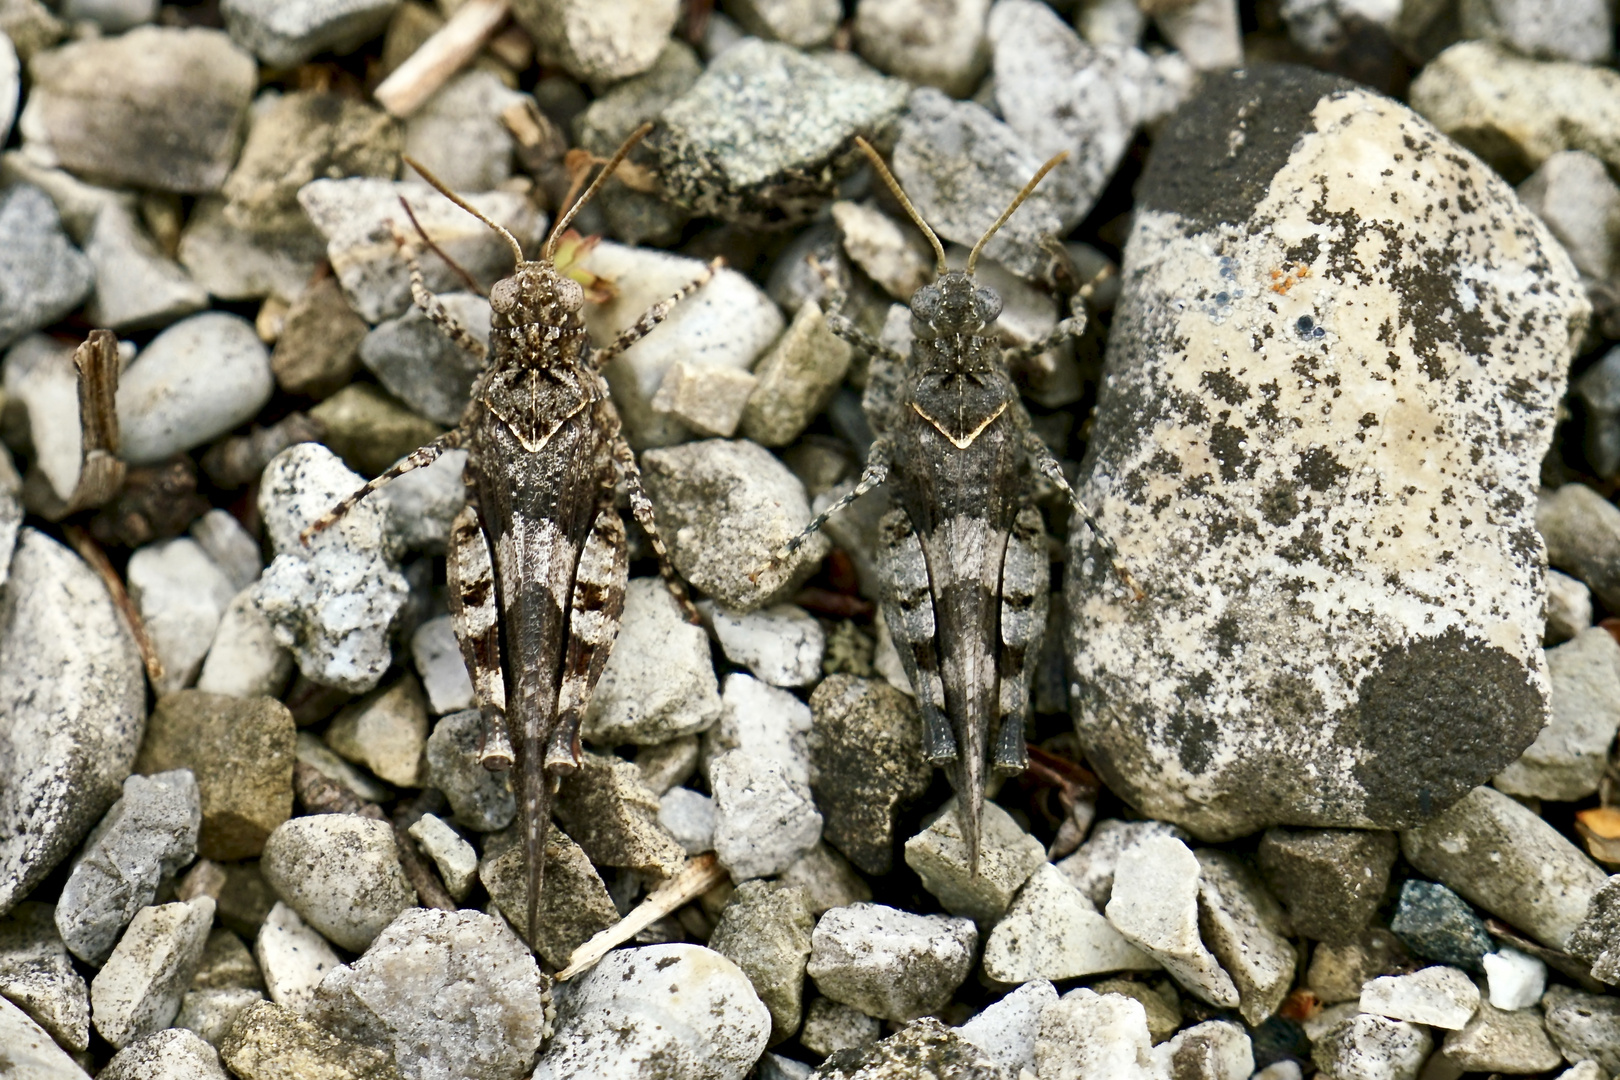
left=542, top=121, right=654, bottom=262
left=853, top=136, right=947, bottom=276
left=405, top=154, right=527, bottom=268
left=967, top=150, right=1070, bottom=275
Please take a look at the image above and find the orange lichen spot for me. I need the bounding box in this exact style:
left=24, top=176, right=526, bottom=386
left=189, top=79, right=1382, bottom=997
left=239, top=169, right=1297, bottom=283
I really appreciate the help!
left=1279, top=988, right=1322, bottom=1022
left=1269, top=262, right=1312, bottom=295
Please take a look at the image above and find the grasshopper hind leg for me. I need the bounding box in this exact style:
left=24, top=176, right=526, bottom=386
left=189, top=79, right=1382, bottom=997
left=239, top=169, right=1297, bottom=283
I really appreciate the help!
left=993, top=506, right=1051, bottom=774
left=445, top=505, right=513, bottom=770
left=547, top=505, right=629, bottom=772
left=874, top=508, right=954, bottom=763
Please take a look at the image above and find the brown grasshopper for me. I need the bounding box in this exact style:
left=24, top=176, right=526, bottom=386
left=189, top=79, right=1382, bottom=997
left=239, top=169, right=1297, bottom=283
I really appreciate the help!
left=303, top=124, right=712, bottom=943
left=767, top=139, right=1139, bottom=872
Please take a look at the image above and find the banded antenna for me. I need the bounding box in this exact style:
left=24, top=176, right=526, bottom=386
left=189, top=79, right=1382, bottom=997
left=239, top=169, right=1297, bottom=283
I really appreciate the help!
left=542, top=121, right=655, bottom=262
left=852, top=136, right=948, bottom=276
left=404, top=154, right=527, bottom=269
left=967, top=150, right=1070, bottom=275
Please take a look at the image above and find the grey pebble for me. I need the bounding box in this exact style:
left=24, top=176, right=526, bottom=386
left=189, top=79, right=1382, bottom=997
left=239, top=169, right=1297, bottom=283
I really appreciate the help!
left=904, top=798, right=1046, bottom=926
left=410, top=615, right=474, bottom=716
left=1, top=335, right=80, bottom=504
left=308, top=908, right=548, bottom=1080
left=177, top=196, right=322, bottom=304
left=1496, top=625, right=1620, bottom=800
left=1459, top=0, right=1611, bottom=64
left=979, top=863, right=1156, bottom=985
left=0, top=31, right=15, bottom=145
left=654, top=39, right=907, bottom=228
left=709, top=749, right=822, bottom=881
left=0, top=183, right=92, bottom=351
left=658, top=787, right=715, bottom=854
left=478, top=824, right=616, bottom=967
left=298, top=178, right=544, bottom=323
left=800, top=996, right=880, bottom=1057
left=807, top=903, right=977, bottom=1022
left=253, top=900, right=340, bottom=1012
left=1152, top=0, right=1243, bottom=70
left=221, top=0, right=400, bottom=68
left=513, top=0, right=677, bottom=85
left=404, top=814, right=476, bottom=901
left=583, top=577, right=722, bottom=745
left=196, top=588, right=294, bottom=700
left=404, top=70, right=524, bottom=195
left=260, top=814, right=416, bottom=953
left=424, top=710, right=514, bottom=832
left=554, top=751, right=686, bottom=878
left=100, top=1028, right=228, bottom=1080
left=635, top=735, right=700, bottom=796
left=778, top=843, right=872, bottom=917
left=0, top=902, right=90, bottom=1052
left=1077, top=0, right=1146, bottom=46
left=533, top=944, right=769, bottom=1080
left=1542, top=984, right=1620, bottom=1074
left=1055, top=818, right=1186, bottom=910
left=1255, top=827, right=1398, bottom=944
left=379, top=448, right=467, bottom=556
left=359, top=293, right=490, bottom=428
left=729, top=0, right=840, bottom=48
left=1305, top=928, right=1409, bottom=1005
left=1310, top=1013, right=1431, bottom=1080
left=325, top=674, right=429, bottom=788
left=1567, top=874, right=1620, bottom=984
left=1403, top=784, right=1607, bottom=949
left=0, top=529, right=145, bottom=916
left=127, top=538, right=239, bottom=696
left=0, top=994, right=91, bottom=1079
left=1518, top=150, right=1620, bottom=282
left=1194, top=849, right=1295, bottom=1025
left=957, top=978, right=1055, bottom=1076
left=18, top=27, right=255, bottom=193
left=892, top=87, right=1060, bottom=280
left=117, top=312, right=275, bottom=466
left=758, top=1053, right=813, bottom=1080
left=1540, top=483, right=1620, bottom=609
left=1150, top=1019, right=1252, bottom=1080
left=807, top=675, right=931, bottom=876
left=271, top=274, right=368, bottom=398
left=297, top=731, right=392, bottom=805
left=55, top=770, right=201, bottom=965
left=1576, top=348, right=1620, bottom=480
left=218, top=1000, right=397, bottom=1080
left=91, top=897, right=215, bottom=1049
left=254, top=443, right=410, bottom=694
left=709, top=881, right=815, bottom=1044
left=854, top=0, right=988, bottom=96
left=742, top=299, right=854, bottom=449
left=82, top=198, right=208, bottom=332
left=818, top=1017, right=1009, bottom=1079
left=1439, top=997, right=1563, bottom=1073
left=190, top=510, right=264, bottom=594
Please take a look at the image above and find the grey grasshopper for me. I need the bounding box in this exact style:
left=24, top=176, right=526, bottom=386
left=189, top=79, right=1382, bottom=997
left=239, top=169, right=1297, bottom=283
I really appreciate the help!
left=304, top=124, right=711, bottom=942
left=768, top=139, right=1139, bottom=872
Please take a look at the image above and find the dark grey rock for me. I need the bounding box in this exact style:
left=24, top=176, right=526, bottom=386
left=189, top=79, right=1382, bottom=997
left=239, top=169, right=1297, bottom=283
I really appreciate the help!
left=478, top=823, right=616, bottom=968
left=1067, top=65, right=1587, bottom=840
left=816, top=1017, right=1011, bottom=1080
left=554, top=751, right=685, bottom=879
left=424, top=709, right=515, bottom=832
left=1542, top=984, right=1620, bottom=1074
left=1540, top=482, right=1620, bottom=610
left=0, top=183, right=92, bottom=350
left=19, top=27, right=255, bottom=193
left=221, top=0, right=400, bottom=68
left=807, top=675, right=932, bottom=876
left=653, top=39, right=907, bottom=228
left=891, top=88, right=1062, bottom=280
left=271, top=275, right=368, bottom=398
left=1576, top=347, right=1620, bottom=479
left=307, top=908, right=548, bottom=1080
left=0, top=902, right=89, bottom=1052
left=1389, top=880, right=1493, bottom=972
left=709, top=881, right=815, bottom=1044
left=1256, top=828, right=1398, bottom=942
left=1567, top=874, right=1620, bottom=984
left=55, top=770, right=201, bottom=965
left=532, top=944, right=770, bottom=1080
left=0, top=529, right=146, bottom=917
left=1402, top=784, right=1607, bottom=949
left=358, top=294, right=489, bottom=427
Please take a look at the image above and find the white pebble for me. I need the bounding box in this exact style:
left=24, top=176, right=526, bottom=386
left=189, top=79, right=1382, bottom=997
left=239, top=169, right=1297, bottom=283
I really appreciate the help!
left=254, top=901, right=340, bottom=1012
left=1360, top=965, right=1480, bottom=1030
left=982, top=863, right=1158, bottom=984
left=411, top=616, right=474, bottom=716
left=1482, top=948, right=1547, bottom=1010
left=709, top=750, right=822, bottom=880
left=806, top=903, right=977, bottom=1022
left=705, top=603, right=825, bottom=688
left=1035, top=988, right=1159, bottom=1080
left=957, top=978, right=1056, bottom=1076
left=116, top=313, right=273, bottom=465
left=1104, top=834, right=1238, bottom=1007
left=127, top=538, right=238, bottom=696
left=407, top=813, right=478, bottom=901
left=704, top=672, right=813, bottom=790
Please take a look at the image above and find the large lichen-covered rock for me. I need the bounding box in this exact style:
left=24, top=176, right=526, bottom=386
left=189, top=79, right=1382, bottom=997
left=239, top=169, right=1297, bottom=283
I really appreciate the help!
left=1066, top=65, right=1589, bottom=840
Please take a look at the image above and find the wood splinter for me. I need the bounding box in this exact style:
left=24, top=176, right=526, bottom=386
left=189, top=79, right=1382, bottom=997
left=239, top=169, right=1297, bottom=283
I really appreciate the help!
left=374, top=0, right=511, bottom=118
left=555, top=854, right=727, bottom=982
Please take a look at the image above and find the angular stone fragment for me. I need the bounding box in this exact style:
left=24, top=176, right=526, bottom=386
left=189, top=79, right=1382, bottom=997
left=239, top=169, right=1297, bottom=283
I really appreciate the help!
left=1480, top=946, right=1545, bottom=1008
left=423, top=710, right=514, bottom=832
left=779, top=843, right=873, bottom=916
left=1150, top=1020, right=1253, bottom=1080
left=741, top=300, right=854, bottom=448
left=802, top=997, right=882, bottom=1058
left=19, top=27, right=255, bottom=192
left=703, top=673, right=813, bottom=790
left=904, top=799, right=1047, bottom=926
left=91, top=898, right=215, bottom=1049
left=981, top=863, right=1156, bottom=984
left=325, top=676, right=428, bottom=788
left=1360, top=965, right=1480, bottom=1029
left=1541, top=984, right=1620, bottom=1074
left=807, top=675, right=932, bottom=875
left=710, top=750, right=822, bottom=881
left=358, top=293, right=489, bottom=428
left=808, top=903, right=977, bottom=1022
left=177, top=986, right=266, bottom=1047
left=532, top=945, right=769, bottom=1080
left=583, top=577, right=722, bottom=745
left=134, top=691, right=296, bottom=861
left=1539, top=482, right=1620, bottom=610
left=1056, top=818, right=1186, bottom=909
left=0, top=995, right=91, bottom=1080
left=1034, top=988, right=1160, bottom=1080
left=101, top=1027, right=229, bottom=1080
left=0, top=902, right=89, bottom=1052
left=1440, top=998, right=1563, bottom=1073
left=0, top=184, right=92, bottom=352
left=1194, top=849, right=1295, bottom=1025
left=709, top=881, right=815, bottom=1044
left=126, top=538, right=238, bottom=693
left=1105, top=835, right=1238, bottom=1008
left=478, top=824, right=616, bottom=968
left=554, top=751, right=686, bottom=878
left=1310, top=1014, right=1432, bottom=1080
left=1068, top=65, right=1588, bottom=840
left=1568, top=874, right=1620, bottom=984
left=56, top=770, right=201, bottom=965
left=1389, top=879, right=1492, bottom=971
left=650, top=361, right=756, bottom=438
left=255, top=901, right=341, bottom=1012
left=0, top=530, right=145, bottom=916
left=308, top=909, right=548, bottom=1080
left=219, top=1001, right=401, bottom=1080
left=1517, top=150, right=1620, bottom=282
left=404, top=814, right=475, bottom=900
left=1494, top=625, right=1620, bottom=800
left=957, top=979, right=1054, bottom=1075
left=259, top=815, right=415, bottom=953
left=1402, top=785, right=1607, bottom=949
left=1305, top=928, right=1408, bottom=1004
left=818, top=1017, right=1010, bottom=1080
left=1256, top=828, right=1398, bottom=943
left=653, top=39, right=907, bottom=228
left=512, top=0, right=676, bottom=84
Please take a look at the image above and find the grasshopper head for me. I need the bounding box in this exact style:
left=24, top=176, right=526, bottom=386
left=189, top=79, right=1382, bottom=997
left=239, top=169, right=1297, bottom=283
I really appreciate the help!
left=910, top=269, right=1002, bottom=339
left=490, top=262, right=584, bottom=329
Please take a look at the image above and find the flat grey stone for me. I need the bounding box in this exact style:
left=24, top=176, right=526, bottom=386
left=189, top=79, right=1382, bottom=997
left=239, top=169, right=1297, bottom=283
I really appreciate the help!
left=730, top=0, right=840, bottom=48
left=0, top=902, right=89, bottom=1052
left=1567, top=873, right=1620, bottom=984
left=259, top=814, right=416, bottom=953
left=221, top=0, right=400, bottom=68
left=981, top=863, right=1156, bottom=984
left=307, top=908, right=548, bottom=1080
left=741, top=298, right=855, bottom=448
left=1541, top=984, right=1620, bottom=1074
left=532, top=944, right=769, bottom=1080
left=706, top=605, right=826, bottom=689
left=254, top=443, right=410, bottom=694
left=554, top=751, right=686, bottom=879
left=325, top=675, right=429, bottom=788
left=1401, top=784, right=1607, bottom=949
left=653, top=39, right=907, bottom=228
left=1360, top=965, right=1480, bottom=1029
left=1440, top=997, right=1563, bottom=1073
left=709, top=881, right=815, bottom=1044
left=404, top=69, right=524, bottom=195
left=218, top=1000, right=399, bottom=1080
left=807, top=903, right=976, bottom=1022
left=703, top=673, right=813, bottom=791
left=0, top=530, right=145, bottom=916
left=0, top=183, right=92, bottom=350
left=405, top=814, right=476, bottom=901
left=1194, top=849, right=1296, bottom=1024
left=90, top=897, right=215, bottom=1049
left=378, top=449, right=467, bottom=556
left=424, top=709, right=515, bottom=832
left=1540, top=482, right=1620, bottom=610
left=177, top=196, right=322, bottom=303
left=800, top=997, right=880, bottom=1058
left=853, top=0, right=988, bottom=96
left=1056, top=818, right=1186, bottom=909
left=189, top=510, right=263, bottom=594
left=1518, top=150, right=1620, bottom=280
left=359, top=294, right=489, bottom=428
left=196, top=588, right=295, bottom=700
left=478, top=823, right=616, bottom=968
left=1305, top=930, right=1408, bottom=1004
left=904, top=799, right=1047, bottom=926
left=117, top=313, right=275, bottom=466
left=0, top=995, right=91, bottom=1080
left=778, top=843, right=873, bottom=916
left=1068, top=65, right=1587, bottom=840
left=18, top=27, right=255, bottom=193
left=127, top=538, right=239, bottom=696
left=55, top=770, right=201, bottom=965
left=175, top=986, right=265, bottom=1047
left=100, top=1028, right=228, bottom=1080
left=409, top=615, right=473, bottom=716
left=583, top=577, right=722, bottom=745
left=1495, top=625, right=1620, bottom=800
left=82, top=199, right=208, bottom=331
